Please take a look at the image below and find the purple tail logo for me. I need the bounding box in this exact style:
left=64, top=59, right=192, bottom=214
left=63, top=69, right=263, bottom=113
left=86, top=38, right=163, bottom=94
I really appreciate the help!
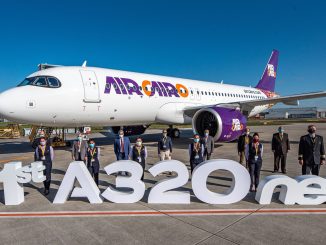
left=255, top=49, right=279, bottom=92
left=267, top=64, right=276, bottom=78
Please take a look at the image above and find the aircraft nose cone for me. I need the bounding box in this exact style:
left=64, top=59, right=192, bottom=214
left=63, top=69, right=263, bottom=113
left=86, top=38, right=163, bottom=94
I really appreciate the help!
left=0, top=92, right=7, bottom=117
left=0, top=90, right=16, bottom=119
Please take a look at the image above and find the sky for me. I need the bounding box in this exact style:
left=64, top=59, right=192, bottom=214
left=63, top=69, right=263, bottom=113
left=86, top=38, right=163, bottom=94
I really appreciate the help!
left=0, top=0, right=325, bottom=107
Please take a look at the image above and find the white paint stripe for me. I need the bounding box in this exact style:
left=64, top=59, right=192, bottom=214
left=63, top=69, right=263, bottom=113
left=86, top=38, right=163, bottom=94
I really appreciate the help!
left=0, top=208, right=326, bottom=218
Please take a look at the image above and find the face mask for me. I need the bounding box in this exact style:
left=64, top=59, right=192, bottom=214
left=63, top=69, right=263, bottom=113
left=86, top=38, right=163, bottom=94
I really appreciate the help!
left=136, top=141, right=142, bottom=146
left=253, top=138, right=259, bottom=143
left=40, top=141, right=46, bottom=146
left=78, top=137, right=82, bottom=141
left=39, top=134, right=45, bottom=137
left=163, top=133, right=167, bottom=137
left=205, top=133, right=209, bottom=137
left=119, top=134, right=124, bottom=138
left=194, top=138, right=199, bottom=143
left=89, top=143, right=95, bottom=148
left=278, top=129, right=284, bottom=134
left=246, top=131, right=250, bottom=135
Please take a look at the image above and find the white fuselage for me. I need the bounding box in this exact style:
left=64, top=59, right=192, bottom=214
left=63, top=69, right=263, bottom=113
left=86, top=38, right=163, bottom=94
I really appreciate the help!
left=0, top=66, right=273, bottom=127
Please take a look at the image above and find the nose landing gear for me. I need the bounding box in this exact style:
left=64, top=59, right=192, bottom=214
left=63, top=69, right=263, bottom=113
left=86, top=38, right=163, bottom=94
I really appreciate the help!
left=167, top=126, right=181, bottom=139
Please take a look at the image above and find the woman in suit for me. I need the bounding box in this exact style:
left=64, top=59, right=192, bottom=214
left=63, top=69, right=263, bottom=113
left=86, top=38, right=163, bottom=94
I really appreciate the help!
left=85, top=139, right=100, bottom=186
left=246, top=133, right=263, bottom=192
left=189, top=134, right=204, bottom=174
left=130, top=137, right=147, bottom=180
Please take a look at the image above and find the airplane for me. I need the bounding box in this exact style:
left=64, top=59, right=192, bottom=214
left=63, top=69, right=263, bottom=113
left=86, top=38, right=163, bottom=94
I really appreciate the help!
left=0, top=49, right=325, bottom=142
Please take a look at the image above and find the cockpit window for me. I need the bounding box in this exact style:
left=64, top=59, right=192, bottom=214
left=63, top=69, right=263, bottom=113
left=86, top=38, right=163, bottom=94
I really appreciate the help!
left=47, top=77, right=60, bottom=88
left=33, top=77, right=48, bottom=87
left=18, top=77, right=36, bottom=86
left=17, top=76, right=61, bottom=88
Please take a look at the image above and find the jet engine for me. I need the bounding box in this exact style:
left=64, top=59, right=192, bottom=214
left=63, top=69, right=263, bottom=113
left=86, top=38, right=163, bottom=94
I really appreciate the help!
left=192, top=107, right=247, bottom=142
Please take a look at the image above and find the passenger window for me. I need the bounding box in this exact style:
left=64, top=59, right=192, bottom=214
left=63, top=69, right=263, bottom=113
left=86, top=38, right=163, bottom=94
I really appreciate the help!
left=47, top=77, right=60, bottom=88
left=33, top=77, right=48, bottom=87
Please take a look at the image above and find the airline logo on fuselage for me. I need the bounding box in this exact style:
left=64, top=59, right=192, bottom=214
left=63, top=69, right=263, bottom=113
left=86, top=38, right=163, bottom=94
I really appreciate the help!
left=267, top=64, right=276, bottom=78
left=104, top=76, right=189, bottom=98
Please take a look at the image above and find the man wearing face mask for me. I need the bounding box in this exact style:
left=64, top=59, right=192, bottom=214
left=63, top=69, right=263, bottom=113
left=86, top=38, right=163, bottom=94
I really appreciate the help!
left=298, top=125, right=325, bottom=176
left=131, top=137, right=147, bottom=180
left=85, top=139, right=100, bottom=186
left=72, top=134, right=88, bottom=162
left=158, top=129, right=173, bottom=161
left=200, top=129, right=214, bottom=161
left=114, top=129, right=131, bottom=176
left=34, top=137, right=54, bottom=195
left=189, top=134, right=204, bottom=174
left=237, top=128, right=252, bottom=168
left=272, top=126, right=290, bottom=174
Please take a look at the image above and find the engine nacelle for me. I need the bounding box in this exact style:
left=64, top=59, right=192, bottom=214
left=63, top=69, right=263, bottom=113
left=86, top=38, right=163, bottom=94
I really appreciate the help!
left=111, top=125, right=148, bottom=136
left=192, top=107, right=247, bottom=142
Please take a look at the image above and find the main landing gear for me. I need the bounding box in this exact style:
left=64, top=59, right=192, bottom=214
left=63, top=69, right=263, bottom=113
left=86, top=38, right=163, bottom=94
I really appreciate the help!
left=167, top=125, right=181, bottom=139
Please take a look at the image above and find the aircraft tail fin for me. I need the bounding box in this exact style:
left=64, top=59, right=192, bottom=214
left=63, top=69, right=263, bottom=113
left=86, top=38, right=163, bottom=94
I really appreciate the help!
left=255, top=49, right=279, bottom=92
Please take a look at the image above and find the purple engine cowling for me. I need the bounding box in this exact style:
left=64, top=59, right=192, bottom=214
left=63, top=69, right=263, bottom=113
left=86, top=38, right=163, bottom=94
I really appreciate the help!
left=192, top=107, right=247, bottom=142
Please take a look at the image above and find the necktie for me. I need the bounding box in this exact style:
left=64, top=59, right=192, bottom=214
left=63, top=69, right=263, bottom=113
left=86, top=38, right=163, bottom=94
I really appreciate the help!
left=120, top=138, right=124, bottom=152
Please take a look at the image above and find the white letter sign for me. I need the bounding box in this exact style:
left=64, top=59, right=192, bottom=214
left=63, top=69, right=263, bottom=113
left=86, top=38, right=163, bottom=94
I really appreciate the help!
left=53, top=161, right=103, bottom=204
left=191, top=159, right=251, bottom=204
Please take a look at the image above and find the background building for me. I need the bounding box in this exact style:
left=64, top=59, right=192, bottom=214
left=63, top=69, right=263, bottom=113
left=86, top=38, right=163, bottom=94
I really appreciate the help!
left=265, top=107, right=326, bottom=119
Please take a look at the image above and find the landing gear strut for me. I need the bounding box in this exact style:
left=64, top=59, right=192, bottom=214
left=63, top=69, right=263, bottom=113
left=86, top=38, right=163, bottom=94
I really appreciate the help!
left=167, top=125, right=180, bottom=139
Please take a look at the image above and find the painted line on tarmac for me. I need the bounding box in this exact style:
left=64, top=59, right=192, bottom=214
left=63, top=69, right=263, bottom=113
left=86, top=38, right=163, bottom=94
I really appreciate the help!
left=0, top=155, right=31, bottom=164
left=0, top=208, right=326, bottom=218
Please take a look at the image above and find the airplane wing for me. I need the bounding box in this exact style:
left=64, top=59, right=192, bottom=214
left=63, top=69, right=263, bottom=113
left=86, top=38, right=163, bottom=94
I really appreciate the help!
left=237, top=91, right=326, bottom=107
left=184, top=91, right=326, bottom=117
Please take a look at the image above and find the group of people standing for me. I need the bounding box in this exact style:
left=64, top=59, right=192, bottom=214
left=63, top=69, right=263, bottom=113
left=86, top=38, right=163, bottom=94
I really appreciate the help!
left=34, top=125, right=325, bottom=196
left=237, top=125, right=325, bottom=192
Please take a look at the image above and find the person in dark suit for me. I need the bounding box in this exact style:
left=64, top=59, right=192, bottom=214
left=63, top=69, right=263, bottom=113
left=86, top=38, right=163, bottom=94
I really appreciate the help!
left=34, top=137, right=54, bottom=195
left=114, top=129, right=131, bottom=176
left=237, top=128, right=252, bottom=168
left=200, top=129, right=214, bottom=160
left=158, top=129, right=173, bottom=161
left=130, top=137, right=148, bottom=180
left=246, top=133, right=263, bottom=192
left=71, top=134, right=88, bottom=161
left=85, top=139, right=100, bottom=186
left=298, top=125, right=325, bottom=176
left=272, top=126, right=290, bottom=174
left=189, top=134, right=204, bottom=174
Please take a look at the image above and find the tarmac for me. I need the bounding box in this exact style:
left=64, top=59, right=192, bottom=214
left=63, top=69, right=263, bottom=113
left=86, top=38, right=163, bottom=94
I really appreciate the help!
left=0, top=123, right=326, bottom=245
